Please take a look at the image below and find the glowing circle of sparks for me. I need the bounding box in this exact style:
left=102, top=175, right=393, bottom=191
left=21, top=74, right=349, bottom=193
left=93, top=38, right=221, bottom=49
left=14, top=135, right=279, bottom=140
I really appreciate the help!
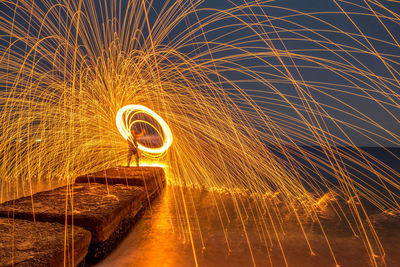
left=116, top=105, right=173, bottom=154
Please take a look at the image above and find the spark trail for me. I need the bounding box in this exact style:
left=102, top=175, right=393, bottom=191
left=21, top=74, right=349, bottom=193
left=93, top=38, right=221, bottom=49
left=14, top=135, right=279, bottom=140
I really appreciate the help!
left=0, top=0, right=399, bottom=266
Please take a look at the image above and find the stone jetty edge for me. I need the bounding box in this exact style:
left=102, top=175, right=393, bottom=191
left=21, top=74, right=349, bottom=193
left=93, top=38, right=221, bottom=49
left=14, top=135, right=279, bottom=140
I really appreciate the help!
left=0, top=166, right=166, bottom=266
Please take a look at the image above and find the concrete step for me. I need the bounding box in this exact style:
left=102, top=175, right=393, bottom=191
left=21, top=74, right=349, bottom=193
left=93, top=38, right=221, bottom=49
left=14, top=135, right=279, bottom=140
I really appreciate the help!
left=75, top=166, right=165, bottom=194
left=0, top=217, right=91, bottom=267
left=0, top=166, right=166, bottom=264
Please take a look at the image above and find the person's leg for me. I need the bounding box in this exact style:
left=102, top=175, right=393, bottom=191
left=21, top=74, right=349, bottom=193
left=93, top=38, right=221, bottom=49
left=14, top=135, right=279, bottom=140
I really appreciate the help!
left=135, top=152, right=139, bottom=167
left=127, top=150, right=133, bottom=166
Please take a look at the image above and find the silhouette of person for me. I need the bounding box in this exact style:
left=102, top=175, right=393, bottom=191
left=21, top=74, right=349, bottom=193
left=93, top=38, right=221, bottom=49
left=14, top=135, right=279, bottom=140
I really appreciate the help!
left=127, top=128, right=146, bottom=167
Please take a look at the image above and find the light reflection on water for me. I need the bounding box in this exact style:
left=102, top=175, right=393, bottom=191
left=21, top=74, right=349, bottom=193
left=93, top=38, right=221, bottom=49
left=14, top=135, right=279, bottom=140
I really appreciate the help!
left=96, top=186, right=400, bottom=267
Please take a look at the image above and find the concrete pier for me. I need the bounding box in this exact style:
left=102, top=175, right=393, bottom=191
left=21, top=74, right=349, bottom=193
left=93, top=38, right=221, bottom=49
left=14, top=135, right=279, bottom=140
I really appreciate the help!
left=0, top=218, right=91, bottom=267
left=75, top=166, right=166, bottom=199
left=0, top=166, right=165, bottom=266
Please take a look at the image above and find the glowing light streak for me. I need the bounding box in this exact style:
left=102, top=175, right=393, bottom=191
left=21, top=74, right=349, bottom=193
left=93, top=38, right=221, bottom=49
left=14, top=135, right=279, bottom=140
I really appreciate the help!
left=116, top=104, right=173, bottom=154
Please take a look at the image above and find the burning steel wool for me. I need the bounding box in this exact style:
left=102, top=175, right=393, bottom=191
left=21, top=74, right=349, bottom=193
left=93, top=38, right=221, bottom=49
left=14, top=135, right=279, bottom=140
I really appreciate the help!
left=116, top=104, right=173, bottom=154
left=0, top=0, right=400, bottom=266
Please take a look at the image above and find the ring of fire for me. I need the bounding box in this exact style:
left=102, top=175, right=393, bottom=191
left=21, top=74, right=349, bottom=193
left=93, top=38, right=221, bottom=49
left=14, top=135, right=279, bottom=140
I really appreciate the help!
left=116, top=105, right=173, bottom=154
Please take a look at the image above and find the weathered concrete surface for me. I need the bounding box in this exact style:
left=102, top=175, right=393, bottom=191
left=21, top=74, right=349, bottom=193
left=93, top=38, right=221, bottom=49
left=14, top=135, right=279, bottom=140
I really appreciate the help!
left=0, top=184, right=145, bottom=243
left=0, top=218, right=91, bottom=267
left=75, top=166, right=166, bottom=199
left=75, top=166, right=165, bottom=185
left=73, top=166, right=166, bottom=262
left=0, top=167, right=166, bottom=263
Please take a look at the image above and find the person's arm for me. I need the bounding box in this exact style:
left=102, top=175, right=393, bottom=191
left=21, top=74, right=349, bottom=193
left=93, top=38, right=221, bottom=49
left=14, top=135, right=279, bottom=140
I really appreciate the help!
left=136, top=129, right=146, bottom=138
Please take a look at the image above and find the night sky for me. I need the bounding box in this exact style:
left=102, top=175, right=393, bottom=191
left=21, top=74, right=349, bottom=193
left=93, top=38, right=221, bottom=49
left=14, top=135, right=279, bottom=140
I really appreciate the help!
left=173, top=0, right=400, bottom=146
left=1, top=0, right=400, bottom=147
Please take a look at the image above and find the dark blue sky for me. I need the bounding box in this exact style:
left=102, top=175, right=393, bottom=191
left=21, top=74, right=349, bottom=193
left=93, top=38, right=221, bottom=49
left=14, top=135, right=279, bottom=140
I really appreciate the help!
left=168, top=0, right=400, bottom=147
left=2, top=0, right=399, bottom=146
